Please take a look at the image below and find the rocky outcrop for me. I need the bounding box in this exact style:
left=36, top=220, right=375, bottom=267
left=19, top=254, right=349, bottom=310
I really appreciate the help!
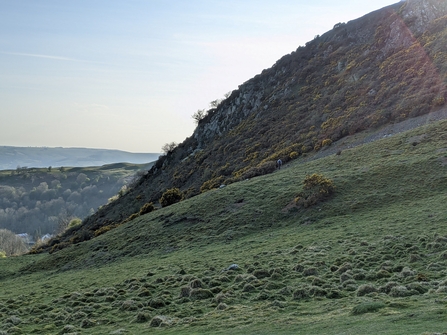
left=192, top=0, right=447, bottom=149
left=192, top=81, right=268, bottom=149
left=400, top=0, right=447, bottom=35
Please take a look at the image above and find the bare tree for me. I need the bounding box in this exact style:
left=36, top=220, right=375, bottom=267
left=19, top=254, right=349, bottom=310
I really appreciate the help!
left=209, top=99, right=222, bottom=108
left=192, top=109, right=207, bottom=124
left=162, top=142, right=178, bottom=155
left=0, top=229, right=29, bottom=256
left=55, top=209, right=76, bottom=235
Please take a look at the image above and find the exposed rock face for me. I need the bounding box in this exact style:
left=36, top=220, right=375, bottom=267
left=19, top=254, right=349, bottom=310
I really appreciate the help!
left=193, top=85, right=264, bottom=149
left=400, top=0, right=447, bottom=35
left=384, top=15, right=415, bottom=54
left=192, top=0, right=447, bottom=147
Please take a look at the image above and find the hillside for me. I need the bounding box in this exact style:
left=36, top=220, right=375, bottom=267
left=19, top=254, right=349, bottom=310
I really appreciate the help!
left=0, top=146, right=159, bottom=170
left=2, top=0, right=447, bottom=333
left=53, top=0, right=447, bottom=246
left=2, top=117, right=447, bottom=334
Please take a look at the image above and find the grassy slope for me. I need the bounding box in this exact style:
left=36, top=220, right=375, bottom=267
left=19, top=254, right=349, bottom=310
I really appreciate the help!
left=2, top=120, right=447, bottom=334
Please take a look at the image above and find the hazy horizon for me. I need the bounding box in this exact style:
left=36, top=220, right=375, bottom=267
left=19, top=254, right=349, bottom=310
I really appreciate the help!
left=0, top=0, right=396, bottom=152
left=0, top=144, right=160, bottom=154
left=0, top=146, right=161, bottom=170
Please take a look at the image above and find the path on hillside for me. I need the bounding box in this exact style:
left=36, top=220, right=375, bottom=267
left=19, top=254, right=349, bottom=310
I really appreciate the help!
left=300, top=106, right=447, bottom=164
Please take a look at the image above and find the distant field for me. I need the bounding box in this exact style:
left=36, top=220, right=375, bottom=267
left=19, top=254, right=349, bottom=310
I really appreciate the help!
left=1, top=120, right=447, bottom=334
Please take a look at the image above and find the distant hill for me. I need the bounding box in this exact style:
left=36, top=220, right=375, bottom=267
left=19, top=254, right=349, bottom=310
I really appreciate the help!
left=0, top=146, right=160, bottom=170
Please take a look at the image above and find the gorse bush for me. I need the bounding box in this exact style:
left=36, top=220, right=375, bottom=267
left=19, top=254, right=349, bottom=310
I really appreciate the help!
left=289, top=151, right=299, bottom=160
left=200, top=176, right=224, bottom=193
left=159, top=188, right=184, bottom=207
left=303, top=174, right=334, bottom=194
left=68, top=218, right=82, bottom=229
left=322, top=139, right=333, bottom=147
left=238, top=161, right=277, bottom=180
left=139, top=202, right=155, bottom=215
left=127, top=213, right=139, bottom=221
left=295, top=173, right=335, bottom=208
left=94, top=224, right=119, bottom=237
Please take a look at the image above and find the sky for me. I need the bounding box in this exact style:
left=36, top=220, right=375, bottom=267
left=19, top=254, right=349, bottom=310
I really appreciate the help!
left=0, top=0, right=397, bottom=153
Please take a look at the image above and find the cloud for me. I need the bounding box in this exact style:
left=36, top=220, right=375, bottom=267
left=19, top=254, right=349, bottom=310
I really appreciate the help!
left=0, top=51, right=86, bottom=62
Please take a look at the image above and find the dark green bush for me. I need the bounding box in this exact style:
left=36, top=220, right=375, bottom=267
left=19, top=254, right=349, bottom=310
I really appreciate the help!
left=69, top=229, right=93, bottom=244
left=159, top=188, right=184, bottom=207
left=49, top=242, right=70, bottom=254
left=139, top=202, right=155, bottom=215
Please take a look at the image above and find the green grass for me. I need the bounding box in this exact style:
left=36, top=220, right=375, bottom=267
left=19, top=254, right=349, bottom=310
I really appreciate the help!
left=2, top=121, right=447, bottom=334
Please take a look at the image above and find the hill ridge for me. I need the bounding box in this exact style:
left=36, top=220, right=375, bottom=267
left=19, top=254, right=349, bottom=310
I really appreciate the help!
left=0, top=146, right=159, bottom=170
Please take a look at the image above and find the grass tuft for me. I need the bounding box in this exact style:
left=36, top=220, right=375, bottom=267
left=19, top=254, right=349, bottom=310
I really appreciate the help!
left=351, top=301, right=386, bottom=315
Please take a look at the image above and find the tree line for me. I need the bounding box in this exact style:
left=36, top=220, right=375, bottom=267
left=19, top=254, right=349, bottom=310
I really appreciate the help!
left=0, top=164, right=148, bottom=240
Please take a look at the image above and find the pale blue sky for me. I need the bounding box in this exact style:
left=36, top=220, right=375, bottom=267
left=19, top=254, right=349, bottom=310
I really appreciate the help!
left=0, top=0, right=396, bottom=153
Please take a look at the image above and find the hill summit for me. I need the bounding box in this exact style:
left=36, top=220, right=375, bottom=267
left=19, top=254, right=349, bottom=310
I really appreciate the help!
left=44, top=0, right=447, bottom=249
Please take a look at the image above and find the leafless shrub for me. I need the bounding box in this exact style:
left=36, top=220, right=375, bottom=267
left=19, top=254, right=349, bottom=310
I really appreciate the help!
left=0, top=229, right=29, bottom=256
left=162, top=142, right=178, bottom=155
left=192, top=109, right=207, bottom=124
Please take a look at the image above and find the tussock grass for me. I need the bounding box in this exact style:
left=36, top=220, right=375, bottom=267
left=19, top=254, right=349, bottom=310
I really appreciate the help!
left=2, top=121, right=447, bottom=333
left=351, top=301, right=386, bottom=315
